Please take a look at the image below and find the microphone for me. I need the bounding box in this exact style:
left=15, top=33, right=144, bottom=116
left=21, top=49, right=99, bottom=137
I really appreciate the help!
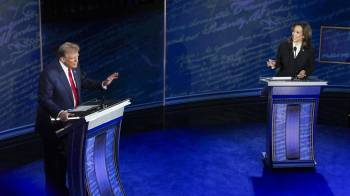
left=101, top=95, right=105, bottom=109
left=293, top=47, right=297, bottom=58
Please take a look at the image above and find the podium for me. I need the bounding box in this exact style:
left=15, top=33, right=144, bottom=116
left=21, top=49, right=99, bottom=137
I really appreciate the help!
left=260, top=78, right=327, bottom=168
left=62, top=99, right=130, bottom=196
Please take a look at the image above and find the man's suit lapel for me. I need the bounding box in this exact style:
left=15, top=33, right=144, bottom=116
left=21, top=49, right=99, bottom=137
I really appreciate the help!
left=56, top=62, right=74, bottom=103
left=72, top=69, right=81, bottom=98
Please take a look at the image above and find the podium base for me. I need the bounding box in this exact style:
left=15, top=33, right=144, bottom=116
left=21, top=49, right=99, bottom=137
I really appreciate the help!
left=262, top=152, right=316, bottom=168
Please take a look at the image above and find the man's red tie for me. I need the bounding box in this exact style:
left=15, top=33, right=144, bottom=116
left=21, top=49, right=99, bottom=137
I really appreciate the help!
left=68, top=68, right=79, bottom=107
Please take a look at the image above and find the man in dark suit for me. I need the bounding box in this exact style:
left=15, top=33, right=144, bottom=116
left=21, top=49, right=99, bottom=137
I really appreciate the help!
left=35, top=42, right=118, bottom=195
left=267, top=22, right=315, bottom=78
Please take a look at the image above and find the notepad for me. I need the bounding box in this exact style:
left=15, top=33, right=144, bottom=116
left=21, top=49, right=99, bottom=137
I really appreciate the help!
left=271, top=77, right=292, bottom=81
left=68, top=105, right=99, bottom=112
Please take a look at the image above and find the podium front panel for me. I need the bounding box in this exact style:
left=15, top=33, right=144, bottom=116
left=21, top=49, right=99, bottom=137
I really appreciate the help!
left=67, top=99, right=130, bottom=196
left=84, top=117, right=124, bottom=196
left=272, top=99, right=315, bottom=162
left=260, top=78, right=327, bottom=168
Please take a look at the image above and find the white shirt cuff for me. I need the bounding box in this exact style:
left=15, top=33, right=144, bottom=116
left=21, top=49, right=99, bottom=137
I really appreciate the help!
left=102, top=83, right=107, bottom=90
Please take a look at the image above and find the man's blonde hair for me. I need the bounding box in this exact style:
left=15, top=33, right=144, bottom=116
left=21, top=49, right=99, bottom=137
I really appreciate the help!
left=57, top=42, right=80, bottom=58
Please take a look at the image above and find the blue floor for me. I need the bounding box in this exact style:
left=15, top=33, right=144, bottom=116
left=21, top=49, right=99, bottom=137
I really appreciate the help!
left=0, top=123, right=349, bottom=196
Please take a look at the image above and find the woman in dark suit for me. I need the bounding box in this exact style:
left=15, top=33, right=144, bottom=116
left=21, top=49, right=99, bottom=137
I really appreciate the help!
left=267, top=22, right=315, bottom=79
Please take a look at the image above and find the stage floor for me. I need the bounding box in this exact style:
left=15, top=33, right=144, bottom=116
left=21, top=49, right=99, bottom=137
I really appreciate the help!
left=0, top=123, right=349, bottom=196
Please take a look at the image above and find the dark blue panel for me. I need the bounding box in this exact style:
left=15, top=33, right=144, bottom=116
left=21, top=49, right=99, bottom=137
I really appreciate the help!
left=0, top=0, right=40, bottom=133
left=166, top=0, right=350, bottom=99
left=320, top=27, right=350, bottom=63
left=42, top=8, right=164, bottom=108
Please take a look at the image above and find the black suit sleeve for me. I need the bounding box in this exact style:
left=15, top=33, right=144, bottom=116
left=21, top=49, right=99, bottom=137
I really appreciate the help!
left=80, top=70, right=103, bottom=90
left=304, top=47, right=315, bottom=76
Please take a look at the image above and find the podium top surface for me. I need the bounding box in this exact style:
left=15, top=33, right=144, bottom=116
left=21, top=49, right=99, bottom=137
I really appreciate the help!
left=260, top=77, right=328, bottom=86
left=84, top=99, right=131, bottom=131
left=51, top=99, right=131, bottom=134
left=84, top=99, right=131, bottom=122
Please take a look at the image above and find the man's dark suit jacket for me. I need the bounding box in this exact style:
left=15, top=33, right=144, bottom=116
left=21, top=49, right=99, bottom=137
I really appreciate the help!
left=35, top=60, right=102, bottom=136
left=35, top=60, right=103, bottom=193
left=275, top=40, right=315, bottom=77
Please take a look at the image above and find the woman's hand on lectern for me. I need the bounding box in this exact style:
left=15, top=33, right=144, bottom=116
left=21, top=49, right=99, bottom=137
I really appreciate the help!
left=297, top=70, right=306, bottom=79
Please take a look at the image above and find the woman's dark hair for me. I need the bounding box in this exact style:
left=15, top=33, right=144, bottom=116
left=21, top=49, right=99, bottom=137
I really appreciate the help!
left=289, top=22, right=312, bottom=48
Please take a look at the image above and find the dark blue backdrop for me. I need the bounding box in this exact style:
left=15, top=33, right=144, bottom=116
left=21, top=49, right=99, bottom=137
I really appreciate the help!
left=0, top=0, right=41, bottom=135
left=166, top=0, right=350, bottom=101
left=41, top=9, right=164, bottom=109
left=1, top=0, right=350, bottom=136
